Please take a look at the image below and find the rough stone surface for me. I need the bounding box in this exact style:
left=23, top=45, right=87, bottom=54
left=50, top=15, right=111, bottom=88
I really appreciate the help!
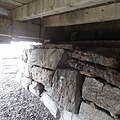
left=52, top=68, right=85, bottom=114
left=18, top=61, right=30, bottom=78
left=27, top=49, right=65, bottom=70
left=18, top=46, right=120, bottom=120
left=0, top=58, right=56, bottom=120
left=70, top=49, right=119, bottom=69
left=29, top=81, right=44, bottom=97
left=15, top=71, right=32, bottom=90
left=66, top=60, right=120, bottom=88
left=60, top=110, right=80, bottom=120
left=30, top=44, right=73, bottom=50
left=21, top=49, right=28, bottom=63
left=21, top=77, right=32, bottom=90
left=41, top=92, right=59, bottom=119
left=82, top=77, right=120, bottom=118
left=79, top=102, right=114, bottom=120
left=31, top=66, right=54, bottom=87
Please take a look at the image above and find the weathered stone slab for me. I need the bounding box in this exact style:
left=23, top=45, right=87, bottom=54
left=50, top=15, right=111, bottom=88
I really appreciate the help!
left=31, top=66, right=54, bottom=87
left=67, top=60, right=120, bottom=88
left=27, top=49, right=66, bottom=70
left=52, top=69, right=85, bottom=114
left=21, top=77, right=32, bottom=90
left=40, top=92, right=59, bottom=118
left=82, top=77, right=120, bottom=118
left=60, top=110, right=80, bottom=120
left=18, top=61, right=30, bottom=78
left=21, top=49, right=28, bottom=63
left=29, top=81, right=44, bottom=97
left=30, top=44, right=73, bottom=50
left=70, top=49, right=119, bottom=69
left=79, top=102, right=114, bottom=120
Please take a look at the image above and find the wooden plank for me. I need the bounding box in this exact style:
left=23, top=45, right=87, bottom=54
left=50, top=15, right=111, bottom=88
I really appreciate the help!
left=42, top=2, right=120, bottom=27
left=11, top=0, right=116, bottom=21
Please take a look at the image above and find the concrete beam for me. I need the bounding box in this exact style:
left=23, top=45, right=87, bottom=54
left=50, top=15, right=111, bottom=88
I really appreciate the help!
left=0, top=7, right=10, bottom=16
left=11, top=0, right=116, bottom=21
left=42, top=2, right=120, bottom=27
left=0, top=18, right=40, bottom=38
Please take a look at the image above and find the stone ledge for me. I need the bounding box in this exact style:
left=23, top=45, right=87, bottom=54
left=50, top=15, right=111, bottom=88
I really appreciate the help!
left=27, top=49, right=66, bottom=70
left=82, top=77, right=120, bottom=118
left=66, top=60, right=120, bottom=88
left=79, top=102, right=114, bottom=120
left=40, top=92, right=59, bottom=119
left=31, top=66, right=54, bottom=87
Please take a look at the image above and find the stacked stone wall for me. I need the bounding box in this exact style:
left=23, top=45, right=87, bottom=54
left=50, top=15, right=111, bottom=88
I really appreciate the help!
left=16, top=44, right=120, bottom=120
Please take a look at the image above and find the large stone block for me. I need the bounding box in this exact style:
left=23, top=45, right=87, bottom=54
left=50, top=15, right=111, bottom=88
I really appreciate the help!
left=66, top=60, right=120, bottom=88
left=70, top=48, right=120, bottom=69
left=79, top=102, right=114, bottom=120
left=27, top=49, right=67, bottom=70
left=31, top=66, right=54, bottom=87
left=52, top=69, right=85, bottom=114
left=29, top=81, right=44, bottom=97
left=60, top=110, right=80, bottom=120
left=18, top=61, right=30, bottom=78
left=60, top=102, right=114, bottom=120
left=21, top=77, right=32, bottom=90
left=82, top=77, right=120, bottom=118
left=40, top=92, right=59, bottom=119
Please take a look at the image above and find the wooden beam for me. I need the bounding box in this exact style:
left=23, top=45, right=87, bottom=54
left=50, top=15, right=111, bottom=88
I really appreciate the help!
left=11, top=0, right=116, bottom=21
left=42, top=2, right=120, bottom=27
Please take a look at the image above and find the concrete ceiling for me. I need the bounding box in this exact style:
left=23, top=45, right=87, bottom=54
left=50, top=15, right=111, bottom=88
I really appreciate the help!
left=0, top=0, right=34, bottom=10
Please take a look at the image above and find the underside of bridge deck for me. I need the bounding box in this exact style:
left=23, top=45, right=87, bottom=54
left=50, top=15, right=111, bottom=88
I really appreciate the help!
left=0, top=1, right=120, bottom=120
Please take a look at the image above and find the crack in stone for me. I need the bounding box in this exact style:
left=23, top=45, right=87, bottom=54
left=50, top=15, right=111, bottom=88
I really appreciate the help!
left=82, top=99, right=115, bottom=119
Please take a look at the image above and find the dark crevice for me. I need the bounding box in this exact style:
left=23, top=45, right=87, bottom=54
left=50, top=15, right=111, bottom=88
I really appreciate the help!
left=94, top=77, right=120, bottom=89
left=31, top=65, right=55, bottom=71
left=76, top=74, right=86, bottom=114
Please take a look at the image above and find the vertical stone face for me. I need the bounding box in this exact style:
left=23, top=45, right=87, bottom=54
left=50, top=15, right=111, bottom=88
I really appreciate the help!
left=31, top=66, right=54, bottom=87
left=40, top=92, right=59, bottom=119
left=18, top=61, right=30, bottom=78
left=82, top=77, right=120, bottom=118
left=79, top=102, right=114, bottom=120
left=66, top=59, right=120, bottom=88
left=18, top=45, right=120, bottom=120
left=29, top=81, right=44, bottom=97
left=27, top=49, right=65, bottom=70
left=52, top=69, right=85, bottom=114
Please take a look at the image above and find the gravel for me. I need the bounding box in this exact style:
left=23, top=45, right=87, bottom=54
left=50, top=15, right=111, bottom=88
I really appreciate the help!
left=0, top=58, right=56, bottom=120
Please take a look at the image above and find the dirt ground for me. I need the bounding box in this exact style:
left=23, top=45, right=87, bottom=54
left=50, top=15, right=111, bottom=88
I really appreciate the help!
left=0, top=57, right=56, bottom=120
